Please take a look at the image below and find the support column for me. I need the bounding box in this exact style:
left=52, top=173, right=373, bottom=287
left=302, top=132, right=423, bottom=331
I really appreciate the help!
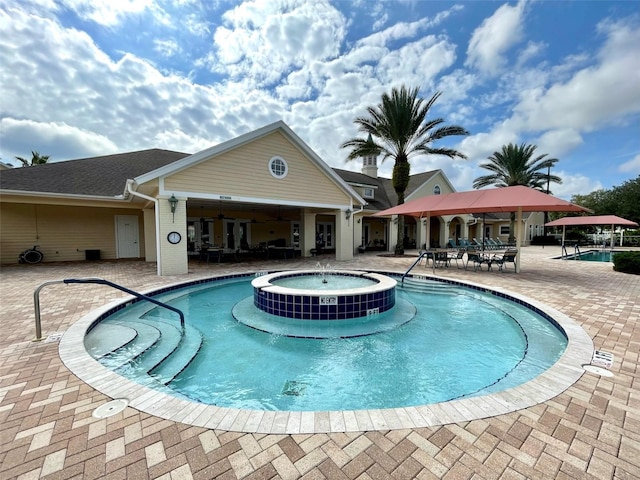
left=387, top=215, right=398, bottom=252
left=158, top=195, right=188, bottom=275
left=335, top=209, right=354, bottom=261
left=143, top=208, right=157, bottom=262
left=302, top=210, right=316, bottom=258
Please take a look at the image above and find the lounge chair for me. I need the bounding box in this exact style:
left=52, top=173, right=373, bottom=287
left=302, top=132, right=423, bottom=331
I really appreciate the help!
left=491, top=249, right=517, bottom=272
left=447, top=238, right=456, bottom=249
left=459, top=238, right=470, bottom=248
left=493, top=238, right=505, bottom=248
left=471, top=238, right=483, bottom=248
left=486, top=238, right=499, bottom=250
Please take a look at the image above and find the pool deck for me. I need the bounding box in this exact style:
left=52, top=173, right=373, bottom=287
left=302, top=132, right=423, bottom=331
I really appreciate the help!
left=1, top=246, right=639, bottom=479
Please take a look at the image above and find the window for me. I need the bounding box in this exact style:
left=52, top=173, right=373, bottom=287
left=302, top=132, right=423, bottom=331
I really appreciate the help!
left=433, top=185, right=441, bottom=195
left=268, top=156, right=288, bottom=178
left=363, top=187, right=374, bottom=199
left=500, top=225, right=510, bottom=236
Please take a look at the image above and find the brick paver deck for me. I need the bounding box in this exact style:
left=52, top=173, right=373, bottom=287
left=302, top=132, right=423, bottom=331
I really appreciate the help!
left=1, top=246, right=638, bottom=479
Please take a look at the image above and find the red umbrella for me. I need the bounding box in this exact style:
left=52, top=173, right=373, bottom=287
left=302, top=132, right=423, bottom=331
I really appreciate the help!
left=374, top=185, right=588, bottom=217
left=374, top=186, right=590, bottom=272
left=545, top=215, right=638, bottom=249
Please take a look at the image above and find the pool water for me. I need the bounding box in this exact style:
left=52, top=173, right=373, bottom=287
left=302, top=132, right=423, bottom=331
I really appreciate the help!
left=91, top=275, right=567, bottom=412
left=565, top=250, right=618, bottom=262
left=271, top=273, right=377, bottom=289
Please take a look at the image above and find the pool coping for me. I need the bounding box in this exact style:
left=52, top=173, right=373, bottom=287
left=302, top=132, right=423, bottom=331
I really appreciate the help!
left=59, top=270, right=594, bottom=434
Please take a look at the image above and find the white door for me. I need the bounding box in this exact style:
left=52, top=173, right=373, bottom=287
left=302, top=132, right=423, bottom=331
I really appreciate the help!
left=115, top=215, right=140, bottom=258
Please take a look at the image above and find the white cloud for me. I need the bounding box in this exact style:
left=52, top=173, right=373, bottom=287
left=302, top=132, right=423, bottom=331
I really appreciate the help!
left=210, top=0, right=346, bottom=86
left=0, top=118, right=118, bottom=163
left=552, top=171, right=603, bottom=198
left=465, top=1, right=526, bottom=76
left=619, top=154, right=640, bottom=174
left=60, top=0, right=155, bottom=26
left=535, top=129, right=584, bottom=158
left=510, top=17, right=640, bottom=133
left=153, top=38, right=180, bottom=57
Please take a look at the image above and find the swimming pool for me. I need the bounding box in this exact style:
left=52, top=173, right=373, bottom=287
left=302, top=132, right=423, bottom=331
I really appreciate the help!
left=61, top=271, right=594, bottom=433
left=560, top=250, right=620, bottom=262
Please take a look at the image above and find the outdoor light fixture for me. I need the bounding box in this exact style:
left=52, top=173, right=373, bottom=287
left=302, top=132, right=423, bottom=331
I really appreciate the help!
left=168, top=194, right=178, bottom=223
left=345, top=208, right=352, bottom=220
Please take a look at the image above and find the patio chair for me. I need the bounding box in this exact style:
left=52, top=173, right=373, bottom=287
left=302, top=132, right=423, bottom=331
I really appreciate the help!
left=447, top=249, right=466, bottom=269
left=435, top=251, right=450, bottom=268
left=486, top=238, right=499, bottom=250
left=471, top=238, right=483, bottom=248
left=447, top=238, right=456, bottom=249
left=490, top=249, right=518, bottom=272
left=459, top=238, right=471, bottom=248
left=466, top=251, right=490, bottom=271
left=494, top=238, right=505, bottom=248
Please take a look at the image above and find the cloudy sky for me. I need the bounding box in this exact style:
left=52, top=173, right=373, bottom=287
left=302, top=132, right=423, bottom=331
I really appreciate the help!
left=1, top=0, right=639, bottom=198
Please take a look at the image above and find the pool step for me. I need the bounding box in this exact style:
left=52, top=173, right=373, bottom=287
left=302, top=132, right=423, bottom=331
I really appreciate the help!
left=400, top=277, right=459, bottom=295
left=85, top=318, right=204, bottom=386
left=148, top=325, right=203, bottom=384
left=126, top=319, right=183, bottom=373
left=97, top=321, right=162, bottom=370
left=85, top=323, right=137, bottom=359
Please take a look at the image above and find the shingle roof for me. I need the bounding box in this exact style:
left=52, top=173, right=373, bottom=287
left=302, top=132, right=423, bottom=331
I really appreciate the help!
left=0, top=149, right=190, bottom=197
left=1, top=148, right=442, bottom=213
left=332, top=168, right=394, bottom=211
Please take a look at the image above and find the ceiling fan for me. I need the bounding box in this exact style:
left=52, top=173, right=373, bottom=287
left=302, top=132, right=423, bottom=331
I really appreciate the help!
left=270, top=205, right=292, bottom=222
left=240, top=209, right=263, bottom=224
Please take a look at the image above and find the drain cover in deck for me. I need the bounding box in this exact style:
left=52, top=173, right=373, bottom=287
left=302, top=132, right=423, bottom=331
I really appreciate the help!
left=93, top=399, right=129, bottom=418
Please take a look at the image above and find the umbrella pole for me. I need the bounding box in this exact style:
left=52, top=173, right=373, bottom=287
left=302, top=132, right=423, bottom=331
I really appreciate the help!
left=515, top=207, right=523, bottom=273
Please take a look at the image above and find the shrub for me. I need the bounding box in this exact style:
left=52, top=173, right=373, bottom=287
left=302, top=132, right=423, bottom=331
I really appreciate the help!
left=613, top=251, right=640, bottom=275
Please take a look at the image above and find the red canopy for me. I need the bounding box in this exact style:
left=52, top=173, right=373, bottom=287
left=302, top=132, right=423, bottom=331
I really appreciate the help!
left=373, top=185, right=590, bottom=273
left=545, top=215, right=638, bottom=227
left=374, top=185, right=590, bottom=218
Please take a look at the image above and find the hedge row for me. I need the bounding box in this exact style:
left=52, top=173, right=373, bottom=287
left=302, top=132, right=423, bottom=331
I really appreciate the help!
left=613, top=252, right=640, bottom=275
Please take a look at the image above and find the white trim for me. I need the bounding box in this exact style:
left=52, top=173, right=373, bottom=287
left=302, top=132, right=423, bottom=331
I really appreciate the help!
left=268, top=156, right=288, bottom=179
left=0, top=189, right=127, bottom=202
left=157, top=189, right=355, bottom=211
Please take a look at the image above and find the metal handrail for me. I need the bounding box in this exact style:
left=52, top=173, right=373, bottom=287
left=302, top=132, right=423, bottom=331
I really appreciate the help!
left=33, top=277, right=185, bottom=341
left=401, top=251, right=430, bottom=283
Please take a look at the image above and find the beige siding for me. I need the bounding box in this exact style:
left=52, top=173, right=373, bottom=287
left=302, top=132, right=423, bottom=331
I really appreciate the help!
left=0, top=203, right=145, bottom=264
left=164, top=131, right=351, bottom=205
left=410, top=172, right=453, bottom=199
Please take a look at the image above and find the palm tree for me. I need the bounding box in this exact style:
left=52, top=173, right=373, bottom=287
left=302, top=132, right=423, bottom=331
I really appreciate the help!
left=473, top=143, right=562, bottom=243
left=15, top=151, right=50, bottom=167
left=341, top=86, right=469, bottom=254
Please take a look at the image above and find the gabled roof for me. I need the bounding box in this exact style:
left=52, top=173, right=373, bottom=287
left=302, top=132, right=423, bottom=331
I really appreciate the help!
left=134, top=121, right=365, bottom=206
left=332, top=168, right=394, bottom=211
left=333, top=168, right=446, bottom=212
left=0, top=149, right=188, bottom=197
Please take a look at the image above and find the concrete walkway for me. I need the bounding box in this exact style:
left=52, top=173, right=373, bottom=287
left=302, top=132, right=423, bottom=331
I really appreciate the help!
left=1, top=247, right=638, bottom=479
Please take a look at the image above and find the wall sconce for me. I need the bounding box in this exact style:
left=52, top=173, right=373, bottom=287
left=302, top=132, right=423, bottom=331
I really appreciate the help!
left=393, top=217, right=399, bottom=225
left=357, top=218, right=361, bottom=224
left=345, top=208, right=352, bottom=220
left=168, top=194, right=178, bottom=223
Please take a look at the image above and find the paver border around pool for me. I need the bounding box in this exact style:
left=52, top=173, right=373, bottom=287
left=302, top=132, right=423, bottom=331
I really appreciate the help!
left=59, top=270, right=594, bottom=434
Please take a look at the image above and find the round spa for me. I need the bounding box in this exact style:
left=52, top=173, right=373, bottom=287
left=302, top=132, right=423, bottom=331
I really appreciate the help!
left=232, top=269, right=410, bottom=338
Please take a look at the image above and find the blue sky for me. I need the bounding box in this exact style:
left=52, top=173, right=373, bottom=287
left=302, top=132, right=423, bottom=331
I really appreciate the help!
left=1, top=0, right=639, bottom=199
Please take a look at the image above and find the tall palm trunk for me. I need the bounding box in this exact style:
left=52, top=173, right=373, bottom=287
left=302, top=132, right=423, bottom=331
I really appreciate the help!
left=393, top=156, right=410, bottom=255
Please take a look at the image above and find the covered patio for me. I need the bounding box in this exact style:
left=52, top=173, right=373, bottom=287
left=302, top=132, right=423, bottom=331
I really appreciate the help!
left=546, top=214, right=639, bottom=250
left=374, top=185, right=590, bottom=272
